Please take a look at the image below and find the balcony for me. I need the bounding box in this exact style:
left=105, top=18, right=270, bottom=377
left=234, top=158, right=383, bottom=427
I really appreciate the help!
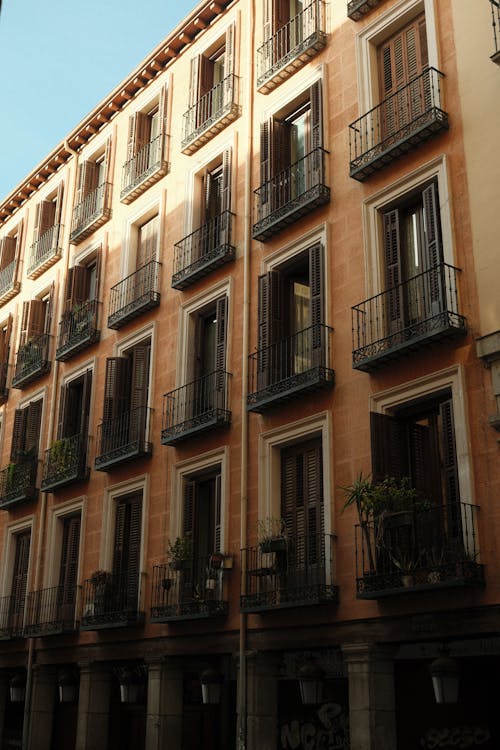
left=70, top=182, right=112, bottom=243
left=95, top=406, right=153, bottom=471
left=0, top=363, right=8, bottom=405
left=161, top=370, right=231, bottom=446
left=240, top=533, right=338, bottom=613
left=352, top=263, right=467, bottom=372
left=0, top=458, right=38, bottom=510
left=491, top=0, right=500, bottom=63
left=151, top=556, right=228, bottom=623
left=107, top=260, right=161, bottom=329
left=80, top=571, right=145, bottom=630
left=355, top=502, right=484, bottom=599
left=253, top=148, right=330, bottom=241
left=172, top=211, right=235, bottom=291
left=120, top=134, right=169, bottom=204
left=247, top=324, right=334, bottom=412
left=0, top=595, right=25, bottom=639
left=24, top=585, right=77, bottom=637
left=347, top=0, right=383, bottom=21
left=257, top=0, right=327, bottom=93
left=12, top=333, right=51, bottom=389
left=56, top=299, right=100, bottom=361
left=41, top=433, right=90, bottom=492
left=0, top=259, right=20, bottom=304
left=27, top=224, right=62, bottom=279
left=349, top=68, right=448, bottom=181
left=182, top=73, right=240, bottom=155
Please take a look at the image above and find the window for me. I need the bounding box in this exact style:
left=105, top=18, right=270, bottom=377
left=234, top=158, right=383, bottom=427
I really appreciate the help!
left=2, top=530, right=31, bottom=636
left=29, top=183, right=63, bottom=277
left=0, top=398, right=41, bottom=507
left=112, top=492, right=142, bottom=607
left=248, top=243, right=333, bottom=410
left=0, top=225, right=22, bottom=301
left=96, top=338, right=152, bottom=468
left=57, top=253, right=101, bottom=360
left=70, top=140, right=112, bottom=243
left=19, top=288, right=54, bottom=347
left=136, top=214, right=159, bottom=269
left=56, top=514, right=81, bottom=624
left=13, top=286, right=54, bottom=387
left=172, top=150, right=233, bottom=290
left=254, top=81, right=329, bottom=240
left=281, top=438, right=323, bottom=544
left=0, top=315, right=12, bottom=400
left=121, top=87, right=169, bottom=202
left=182, top=24, right=238, bottom=152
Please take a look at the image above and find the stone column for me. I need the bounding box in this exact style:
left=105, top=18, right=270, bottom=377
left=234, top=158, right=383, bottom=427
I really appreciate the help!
left=342, top=643, right=397, bottom=750
left=75, top=661, right=111, bottom=750
left=145, top=657, right=183, bottom=750
left=27, top=665, right=57, bottom=750
left=0, top=673, right=9, bottom=746
left=245, top=653, right=279, bottom=750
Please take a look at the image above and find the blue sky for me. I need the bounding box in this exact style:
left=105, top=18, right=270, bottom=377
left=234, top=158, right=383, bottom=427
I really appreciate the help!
left=0, top=0, right=198, bottom=201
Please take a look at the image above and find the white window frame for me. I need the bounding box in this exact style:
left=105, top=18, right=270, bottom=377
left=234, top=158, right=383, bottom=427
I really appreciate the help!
left=100, top=475, right=149, bottom=579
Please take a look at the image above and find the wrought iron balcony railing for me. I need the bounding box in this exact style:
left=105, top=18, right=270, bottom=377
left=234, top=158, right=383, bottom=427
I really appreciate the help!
left=95, top=406, right=153, bottom=471
left=12, top=333, right=51, bottom=388
left=70, top=182, right=112, bottom=243
left=41, top=433, right=90, bottom=491
left=27, top=223, right=62, bottom=278
left=121, top=134, right=169, bottom=203
left=347, top=0, right=383, bottom=21
left=257, top=0, right=326, bottom=92
left=0, top=458, right=38, bottom=509
left=172, top=211, right=235, bottom=290
left=0, top=595, right=25, bottom=639
left=0, top=259, right=19, bottom=304
left=56, top=299, right=100, bottom=361
left=355, top=502, right=484, bottom=599
left=491, top=0, right=500, bottom=62
left=80, top=571, right=145, bottom=630
left=241, top=533, right=338, bottom=612
left=248, top=323, right=334, bottom=412
left=151, top=556, right=228, bottom=622
left=352, top=263, right=467, bottom=372
left=182, top=73, right=240, bottom=154
left=349, top=68, right=448, bottom=181
left=24, top=585, right=77, bottom=637
left=161, top=370, right=231, bottom=445
left=253, top=147, right=330, bottom=241
left=107, top=260, right=161, bottom=329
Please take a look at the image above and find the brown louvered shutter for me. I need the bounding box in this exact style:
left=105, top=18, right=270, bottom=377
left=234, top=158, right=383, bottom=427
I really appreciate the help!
left=224, top=23, right=235, bottom=80
left=281, top=439, right=323, bottom=559
left=135, top=112, right=151, bottom=153
left=272, top=119, right=291, bottom=207
left=199, top=54, right=214, bottom=99
left=310, top=80, right=323, bottom=152
left=214, top=473, right=222, bottom=554
left=13, top=224, right=23, bottom=283
left=112, top=494, right=142, bottom=605
left=25, top=399, right=42, bottom=458
left=260, top=120, right=271, bottom=210
left=44, top=283, right=55, bottom=335
left=221, top=148, right=232, bottom=215
left=0, top=236, right=16, bottom=272
left=408, top=420, right=439, bottom=504
left=440, top=399, right=460, bottom=506
left=81, top=369, right=92, bottom=441
left=183, top=480, right=196, bottom=543
left=102, top=357, right=131, bottom=423
left=58, top=515, right=81, bottom=601
left=309, top=243, right=324, bottom=358
left=35, top=200, right=56, bottom=242
left=383, top=208, right=403, bottom=333
left=11, top=530, right=31, bottom=608
left=57, top=384, right=69, bottom=439
left=64, top=267, right=75, bottom=312
left=137, top=215, right=158, bottom=268
left=126, top=114, right=138, bottom=161
left=257, top=271, right=284, bottom=387
left=22, top=299, right=46, bottom=341
left=370, top=411, right=408, bottom=483
left=92, top=248, right=102, bottom=302
left=72, top=265, right=90, bottom=305
left=80, top=162, right=98, bottom=201
left=422, top=182, right=444, bottom=315
left=0, top=314, right=12, bottom=367
left=10, top=409, right=27, bottom=462
left=54, top=182, right=64, bottom=229
left=215, top=297, right=227, bottom=375
left=129, top=343, right=151, bottom=441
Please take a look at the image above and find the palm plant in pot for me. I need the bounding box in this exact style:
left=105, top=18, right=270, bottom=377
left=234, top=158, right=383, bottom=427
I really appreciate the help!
left=258, top=517, right=289, bottom=553
left=167, top=536, right=193, bottom=571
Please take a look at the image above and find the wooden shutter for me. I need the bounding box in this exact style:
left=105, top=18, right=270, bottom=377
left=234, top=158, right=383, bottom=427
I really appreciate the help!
left=183, top=480, right=196, bottom=541
left=422, top=182, right=444, bottom=316
left=25, top=400, right=42, bottom=458
left=11, top=530, right=31, bottom=606
left=73, top=265, right=90, bottom=305
left=260, top=120, right=271, bottom=209
left=408, top=420, right=438, bottom=504
left=112, top=494, right=142, bottom=604
left=0, top=314, right=12, bottom=366
left=93, top=248, right=102, bottom=302
left=214, top=473, right=222, bottom=554
left=224, top=23, right=235, bottom=79
left=281, top=439, right=323, bottom=550
left=440, top=399, right=460, bottom=506
left=57, top=384, right=70, bottom=439
left=58, top=515, right=81, bottom=596
left=20, top=299, right=46, bottom=343
left=310, top=80, right=323, bottom=151
left=102, top=357, right=131, bottom=423
left=126, top=115, right=137, bottom=161
left=54, top=182, right=64, bottom=228
left=10, top=409, right=27, bottom=462
left=135, top=112, right=151, bottom=152
left=383, top=208, right=403, bottom=333
left=215, top=297, right=227, bottom=375
left=370, top=411, right=408, bottom=483
left=0, top=236, right=16, bottom=272
left=78, top=162, right=98, bottom=203
left=45, top=283, right=55, bottom=335
left=199, top=54, right=214, bottom=98
left=34, top=200, right=56, bottom=242
left=80, top=369, right=92, bottom=440
left=257, top=270, right=284, bottom=386
left=309, top=243, right=324, bottom=356
left=129, top=343, right=151, bottom=441
left=103, top=137, right=113, bottom=186
left=137, top=216, right=158, bottom=268
left=221, top=148, right=232, bottom=214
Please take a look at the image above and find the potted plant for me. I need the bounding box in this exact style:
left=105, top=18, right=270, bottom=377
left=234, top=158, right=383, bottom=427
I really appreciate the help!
left=258, top=517, right=289, bottom=553
left=167, top=536, right=193, bottom=571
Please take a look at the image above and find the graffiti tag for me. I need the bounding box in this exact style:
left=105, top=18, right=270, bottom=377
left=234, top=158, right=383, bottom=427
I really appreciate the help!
left=419, top=726, right=491, bottom=749
left=281, top=702, right=349, bottom=750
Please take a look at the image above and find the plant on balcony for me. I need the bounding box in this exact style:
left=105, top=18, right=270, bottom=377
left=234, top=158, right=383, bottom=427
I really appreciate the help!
left=72, top=302, right=91, bottom=334
left=167, top=536, right=193, bottom=571
left=258, top=517, right=290, bottom=553
left=47, top=438, right=75, bottom=476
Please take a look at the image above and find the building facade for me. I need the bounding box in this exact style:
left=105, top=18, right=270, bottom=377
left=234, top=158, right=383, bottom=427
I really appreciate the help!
left=0, top=1, right=498, bottom=748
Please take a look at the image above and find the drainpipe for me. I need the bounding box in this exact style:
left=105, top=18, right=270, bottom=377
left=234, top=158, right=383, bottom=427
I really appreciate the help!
left=237, top=0, right=255, bottom=748
left=21, top=140, right=80, bottom=750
